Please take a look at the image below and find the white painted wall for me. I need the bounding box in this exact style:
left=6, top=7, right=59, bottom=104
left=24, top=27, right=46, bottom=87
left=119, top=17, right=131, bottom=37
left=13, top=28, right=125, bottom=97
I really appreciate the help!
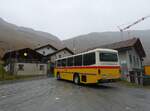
left=127, top=48, right=142, bottom=70
left=119, top=48, right=142, bottom=71
left=119, top=51, right=129, bottom=79
left=118, top=47, right=143, bottom=81
left=36, top=47, right=56, bottom=56
left=14, top=63, right=47, bottom=76
left=51, top=50, right=73, bottom=63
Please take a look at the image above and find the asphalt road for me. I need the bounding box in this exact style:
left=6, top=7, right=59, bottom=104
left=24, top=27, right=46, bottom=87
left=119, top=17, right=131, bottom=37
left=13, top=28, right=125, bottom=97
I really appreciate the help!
left=0, top=78, right=150, bottom=111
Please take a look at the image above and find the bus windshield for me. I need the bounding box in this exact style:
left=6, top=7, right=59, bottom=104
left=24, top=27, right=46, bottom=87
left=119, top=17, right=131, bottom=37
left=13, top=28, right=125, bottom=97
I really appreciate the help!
left=99, top=52, right=118, bottom=62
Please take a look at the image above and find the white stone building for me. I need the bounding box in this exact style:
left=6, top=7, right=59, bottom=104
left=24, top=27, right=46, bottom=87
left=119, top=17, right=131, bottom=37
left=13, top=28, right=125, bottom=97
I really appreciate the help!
left=48, top=47, right=74, bottom=63
left=46, top=47, right=74, bottom=74
left=35, top=44, right=57, bottom=56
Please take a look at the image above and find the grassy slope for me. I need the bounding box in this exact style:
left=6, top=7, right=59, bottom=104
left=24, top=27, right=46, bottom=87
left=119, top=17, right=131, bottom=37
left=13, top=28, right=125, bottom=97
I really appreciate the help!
left=0, top=64, right=15, bottom=80
left=0, top=64, right=4, bottom=76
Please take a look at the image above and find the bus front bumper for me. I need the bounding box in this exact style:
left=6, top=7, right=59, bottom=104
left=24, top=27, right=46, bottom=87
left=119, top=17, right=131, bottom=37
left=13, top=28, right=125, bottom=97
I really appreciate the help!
left=98, top=79, right=120, bottom=83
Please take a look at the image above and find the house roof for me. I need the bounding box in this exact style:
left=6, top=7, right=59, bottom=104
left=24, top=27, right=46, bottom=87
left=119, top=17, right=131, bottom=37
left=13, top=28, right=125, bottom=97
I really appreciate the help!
left=47, top=47, right=74, bottom=57
left=88, top=38, right=146, bottom=58
left=2, top=48, right=44, bottom=61
left=34, top=44, right=58, bottom=51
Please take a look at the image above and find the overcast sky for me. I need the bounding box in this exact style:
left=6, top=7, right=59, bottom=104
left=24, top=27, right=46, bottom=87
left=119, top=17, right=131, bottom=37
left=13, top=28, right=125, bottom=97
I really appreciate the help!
left=0, top=0, right=150, bottom=40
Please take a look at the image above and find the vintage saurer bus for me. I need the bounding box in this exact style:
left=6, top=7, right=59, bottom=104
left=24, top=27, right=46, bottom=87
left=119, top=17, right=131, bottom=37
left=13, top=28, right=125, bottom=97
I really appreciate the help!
left=54, top=48, right=121, bottom=84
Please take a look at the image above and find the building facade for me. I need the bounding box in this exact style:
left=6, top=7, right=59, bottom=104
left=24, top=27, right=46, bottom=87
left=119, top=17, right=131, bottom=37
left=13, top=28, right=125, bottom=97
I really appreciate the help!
left=118, top=47, right=143, bottom=82
left=11, top=63, right=47, bottom=76
left=35, top=44, right=57, bottom=56
left=3, top=48, right=47, bottom=76
left=49, top=48, right=74, bottom=63
left=46, top=47, right=74, bottom=74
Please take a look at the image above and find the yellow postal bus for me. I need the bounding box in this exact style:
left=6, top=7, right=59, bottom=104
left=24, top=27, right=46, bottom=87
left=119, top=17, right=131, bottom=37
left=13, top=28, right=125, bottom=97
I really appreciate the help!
left=54, top=48, right=121, bottom=84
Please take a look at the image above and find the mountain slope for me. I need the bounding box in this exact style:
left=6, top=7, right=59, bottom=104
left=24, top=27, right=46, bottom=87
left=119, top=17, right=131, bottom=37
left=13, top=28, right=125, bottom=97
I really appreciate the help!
left=0, top=18, right=64, bottom=58
left=63, top=30, right=150, bottom=64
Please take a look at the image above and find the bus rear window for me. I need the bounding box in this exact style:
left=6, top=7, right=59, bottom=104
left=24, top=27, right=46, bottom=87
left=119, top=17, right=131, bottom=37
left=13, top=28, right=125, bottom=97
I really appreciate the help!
left=99, top=52, right=118, bottom=62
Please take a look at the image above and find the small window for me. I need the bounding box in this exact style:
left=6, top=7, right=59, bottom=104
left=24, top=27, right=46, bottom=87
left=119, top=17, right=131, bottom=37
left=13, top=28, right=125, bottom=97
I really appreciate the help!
left=59, top=55, right=61, bottom=58
left=129, top=54, right=132, bottom=64
left=43, top=51, right=45, bottom=55
left=18, top=64, right=24, bottom=71
left=137, top=58, right=139, bottom=67
left=62, top=59, right=66, bottom=66
left=47, top=47, right=50, bottom=49
left=83, top=52, right=95, bottom=66
left=67, top=57, right=74, bottom=66
left=133, top=56, right=136, bottom=65
left=74, top=55, right=82, bottom=66
left=40, top=65, right=44, bottom=71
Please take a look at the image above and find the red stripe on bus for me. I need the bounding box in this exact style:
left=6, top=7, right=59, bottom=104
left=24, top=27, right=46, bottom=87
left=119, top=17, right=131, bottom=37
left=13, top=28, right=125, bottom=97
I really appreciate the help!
left=55, top=66, right=120, bottom=69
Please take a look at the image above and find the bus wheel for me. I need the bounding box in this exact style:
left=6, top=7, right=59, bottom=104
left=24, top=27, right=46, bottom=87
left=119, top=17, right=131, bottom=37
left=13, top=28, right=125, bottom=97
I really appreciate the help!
left=57, top=73, right=61, bottom=80
left=73, top=74, right=80, bottom=85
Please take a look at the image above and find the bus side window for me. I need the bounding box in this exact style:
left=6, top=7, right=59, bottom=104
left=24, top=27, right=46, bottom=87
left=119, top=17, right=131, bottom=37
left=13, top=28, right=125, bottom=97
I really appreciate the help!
left=67, top=57, right=74, bottom=66
left=83, top=52, right=95, bottom=66
left=62, top=59, right=66, bottom=67
left=74, top=55, right=82, bottom=66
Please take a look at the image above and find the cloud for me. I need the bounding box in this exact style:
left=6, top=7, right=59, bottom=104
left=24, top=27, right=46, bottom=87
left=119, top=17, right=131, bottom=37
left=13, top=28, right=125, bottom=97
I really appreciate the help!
left=0, top=0, right=150, bottom=39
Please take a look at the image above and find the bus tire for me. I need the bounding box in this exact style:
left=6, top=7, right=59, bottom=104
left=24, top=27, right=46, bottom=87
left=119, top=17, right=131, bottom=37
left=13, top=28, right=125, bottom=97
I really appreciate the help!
left=56, top=73, right=61, bottom=80
left=73, top=74, right=80, bottom=85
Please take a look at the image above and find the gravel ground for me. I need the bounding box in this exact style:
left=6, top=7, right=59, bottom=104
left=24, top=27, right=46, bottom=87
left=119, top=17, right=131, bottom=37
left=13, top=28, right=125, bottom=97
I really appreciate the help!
left=0, top=78, right=150, bottom=111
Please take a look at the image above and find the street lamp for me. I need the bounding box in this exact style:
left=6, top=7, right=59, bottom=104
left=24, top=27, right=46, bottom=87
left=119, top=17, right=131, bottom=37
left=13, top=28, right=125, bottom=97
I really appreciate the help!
left=24, top=52, right=28, bottom=57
